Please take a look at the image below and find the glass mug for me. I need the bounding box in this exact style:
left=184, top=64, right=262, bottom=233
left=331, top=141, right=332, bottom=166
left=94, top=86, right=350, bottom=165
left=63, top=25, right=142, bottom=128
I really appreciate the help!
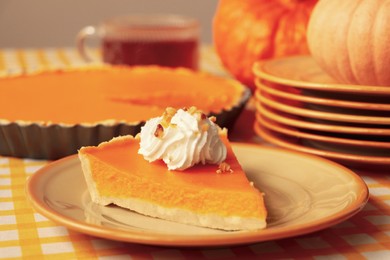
left=77, top=14, right=200, bottom=70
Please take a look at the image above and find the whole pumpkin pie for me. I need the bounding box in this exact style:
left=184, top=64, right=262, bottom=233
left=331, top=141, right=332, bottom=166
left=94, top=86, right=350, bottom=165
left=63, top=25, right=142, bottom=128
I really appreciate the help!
left=0, top=66, right=249, bottom=159
left=78, top=107, right=267, bottom=230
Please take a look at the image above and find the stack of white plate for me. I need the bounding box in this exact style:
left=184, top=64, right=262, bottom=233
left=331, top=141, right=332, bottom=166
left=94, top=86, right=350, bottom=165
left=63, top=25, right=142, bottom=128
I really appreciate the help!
left=253, top=55, right=390, bottom=170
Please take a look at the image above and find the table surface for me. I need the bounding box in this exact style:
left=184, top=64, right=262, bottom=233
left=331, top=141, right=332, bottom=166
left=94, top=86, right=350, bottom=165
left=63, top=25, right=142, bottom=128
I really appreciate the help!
left=0, top=47, right=389, bottom=259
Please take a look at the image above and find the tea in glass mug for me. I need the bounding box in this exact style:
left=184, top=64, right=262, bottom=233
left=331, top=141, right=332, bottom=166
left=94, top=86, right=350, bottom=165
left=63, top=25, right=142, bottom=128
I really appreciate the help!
left=77, top=14, right=200, bottom=70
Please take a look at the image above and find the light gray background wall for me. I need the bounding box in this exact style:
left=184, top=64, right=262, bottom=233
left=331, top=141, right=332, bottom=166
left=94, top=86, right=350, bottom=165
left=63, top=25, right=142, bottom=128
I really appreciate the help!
left=0, top=0, right=219, bottom=48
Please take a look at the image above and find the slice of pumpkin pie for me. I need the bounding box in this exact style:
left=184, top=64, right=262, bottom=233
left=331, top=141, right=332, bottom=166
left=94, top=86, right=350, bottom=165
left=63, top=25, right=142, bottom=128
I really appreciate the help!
left=78, top=107, right=266, bottom=231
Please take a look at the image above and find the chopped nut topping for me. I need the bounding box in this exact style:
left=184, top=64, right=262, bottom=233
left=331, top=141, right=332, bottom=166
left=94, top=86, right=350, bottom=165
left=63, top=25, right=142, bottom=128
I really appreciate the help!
left=216, top=162, right=233, bottom=174
left=161, top=107, right=177, bottom=128
left=209, top=116, right=216, bottom=123
left=160, top=106, right=210, bottom=129
left=154, top=124, right=164, bottom=138
left=188, top=106, right=198, bottom=115
left=201, top=123, right=209, bottom=132
left=165, top=107, right=177, bottom=115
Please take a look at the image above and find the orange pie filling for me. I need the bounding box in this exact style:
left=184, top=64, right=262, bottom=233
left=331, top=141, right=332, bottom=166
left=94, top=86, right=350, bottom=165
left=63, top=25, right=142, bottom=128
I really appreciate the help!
left=79, top=107, right=266, bottom=230
left=83, top=135, right=266, bottom=219
left=0, top=66, right=245, bottom=125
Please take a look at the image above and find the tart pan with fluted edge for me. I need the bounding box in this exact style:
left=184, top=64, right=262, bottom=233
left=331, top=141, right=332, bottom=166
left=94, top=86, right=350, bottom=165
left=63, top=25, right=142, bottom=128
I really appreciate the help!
left=0, top=66, right=250, bottom=159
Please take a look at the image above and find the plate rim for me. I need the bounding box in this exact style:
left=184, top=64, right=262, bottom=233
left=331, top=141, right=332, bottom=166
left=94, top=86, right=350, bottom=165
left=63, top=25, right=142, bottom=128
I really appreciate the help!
left=256, top=90, right=390, bottom=125
left=25, top=142, right=369, bottom=247
left=256, top=102, right=390, bottom=136
left=254, top=122, right=390, bottom=165
left=253, top=56, right=390, bottom=95
left=255, top=81, right=390, bottom=112
left=256, top=113, right=390, bottom=149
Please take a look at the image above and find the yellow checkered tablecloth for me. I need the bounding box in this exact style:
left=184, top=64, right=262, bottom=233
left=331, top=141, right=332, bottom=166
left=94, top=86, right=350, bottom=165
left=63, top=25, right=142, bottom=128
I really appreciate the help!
left=0, top=47, right=229, bottom=77
left=0, top=47, right=390, bottom=259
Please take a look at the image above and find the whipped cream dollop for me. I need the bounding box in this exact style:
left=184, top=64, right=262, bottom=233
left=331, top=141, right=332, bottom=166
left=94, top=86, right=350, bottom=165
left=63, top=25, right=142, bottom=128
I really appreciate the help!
left=138, top=107, right=227, bottom=170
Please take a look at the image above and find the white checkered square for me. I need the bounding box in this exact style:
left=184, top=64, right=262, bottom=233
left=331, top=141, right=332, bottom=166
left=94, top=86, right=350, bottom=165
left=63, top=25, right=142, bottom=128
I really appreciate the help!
left=0, top=230, right=19, bottom=241
left=361, top=202, right=377, bottom=211
left=361, top=176, right=376, bottom=184
left=369, top=187, right=390, bottom=196
left=0, top=189, right=12, bottom=198
left=342, top=233, right=377, bottom=246
left=0, top=178, right=11, bottom=186
left=34, top=213, right=49, bottom=222
left=0, top=167, right=10, bottom=175
left=362, top=250, right=390, bottom=259
left=0, top=246, right=22, bottom=258
left=41, top=242, right=74, bottom=254
left=24, top=165, right=44, bottom=174
left=0, top=215, right=17, bottom=225
left=0, top=158, right=10, bottom=165
left=0, top=202, right=14, bottom=211
left=383, top=200, right=390, bottom=207
left=23, top=158, right=44, bottom=163
left=365, top=215, right=390, bottom=225
left=37, top=226, right=69, bottom=238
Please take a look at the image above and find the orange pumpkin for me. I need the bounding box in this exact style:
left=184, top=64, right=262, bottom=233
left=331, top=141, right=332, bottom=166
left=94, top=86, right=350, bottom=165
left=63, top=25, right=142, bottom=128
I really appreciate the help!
left=213, top=0, right=318, bottom=91
left=307, top=0, right=390, bottom=86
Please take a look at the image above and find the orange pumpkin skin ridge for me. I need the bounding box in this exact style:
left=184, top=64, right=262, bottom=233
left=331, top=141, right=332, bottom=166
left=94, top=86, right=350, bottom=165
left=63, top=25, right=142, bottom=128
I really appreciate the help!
left=307, top=0, right=390, bottom=86
left=213, top=0, right=317, bottom=91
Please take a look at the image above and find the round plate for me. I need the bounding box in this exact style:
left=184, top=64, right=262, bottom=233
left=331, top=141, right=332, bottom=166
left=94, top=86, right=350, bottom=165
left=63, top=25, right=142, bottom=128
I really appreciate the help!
left=256, top=90, right=390, bottom=125
left=304, top=103, right=390, bottom=118
left=256, top=114, right=390, bottom=157
left=254, top=122, right=390, bottom=167
left=26, top=143, right=368, bottom=247
left=253, top=56, right=390, bottom=95
left=256, top=102, right=390, bottom=136
left=256, top=113, right=390, bottom=150
left=255, top=80, right=390, bottom=111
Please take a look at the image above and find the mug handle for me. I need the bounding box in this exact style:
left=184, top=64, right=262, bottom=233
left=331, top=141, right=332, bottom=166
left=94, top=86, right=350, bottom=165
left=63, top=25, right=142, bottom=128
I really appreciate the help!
left=76, top=26, right=100, bottom=63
